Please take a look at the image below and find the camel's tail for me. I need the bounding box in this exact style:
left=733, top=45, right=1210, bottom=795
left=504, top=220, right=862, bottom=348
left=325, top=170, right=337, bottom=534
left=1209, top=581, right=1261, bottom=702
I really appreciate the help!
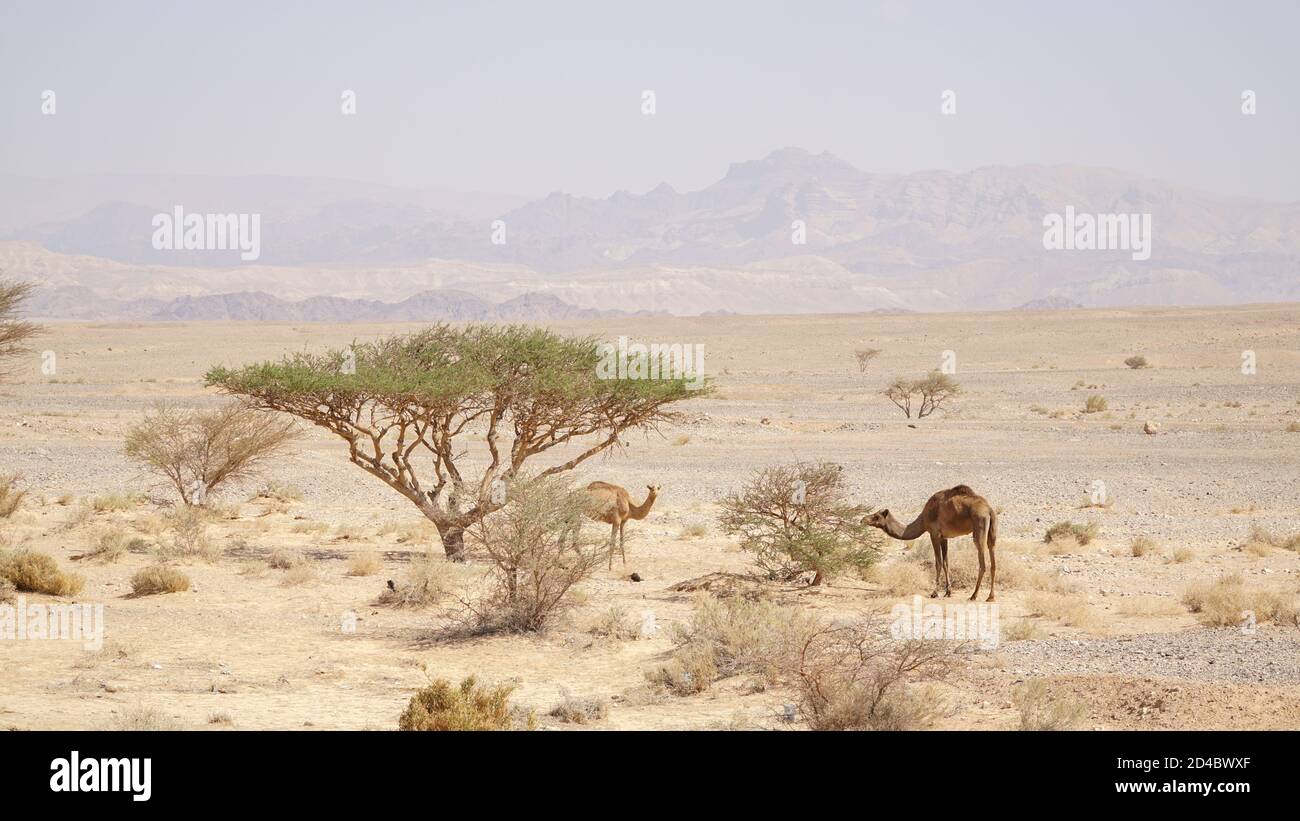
left=987, top=509, right=998, bottom=548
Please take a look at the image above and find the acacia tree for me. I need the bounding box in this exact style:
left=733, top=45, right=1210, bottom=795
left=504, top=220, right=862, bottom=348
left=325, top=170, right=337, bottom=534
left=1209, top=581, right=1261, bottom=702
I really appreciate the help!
left=206, top=324, right=703, bottom=560
left=884, top=371, right=960, bottom=419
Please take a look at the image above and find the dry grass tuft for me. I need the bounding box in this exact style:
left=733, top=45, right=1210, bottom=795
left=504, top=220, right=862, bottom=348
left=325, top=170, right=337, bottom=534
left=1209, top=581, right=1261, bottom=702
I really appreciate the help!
left=1129, top=536, right=1158, bottom=558
left=398, top=676, right=533, bottom=731
left=1024, top=592, right=1096, bottom=627
left=588, top=604, right=640, bottom=640
left=112, top=706, right=181, bottom=731
left=379, top=554, right=450, bottom=607
left=346, top=549, right=382, bottom=576
left=1181, top=574, right=1299, bottom=627
left=1044, top=521, right=1099, bottom=546
left=0, top=474, right=26, bottom=518
left=1015, top=679, right=1087, bottom=730
left=548, top=692, right=609, bottom=725
left=867, top=561, right=930, bottom=596
left=266, top=547, right=305, bottom=569
left=0, top=549, right=85, bottom=596
left=130, top=564, right=190, bottom=596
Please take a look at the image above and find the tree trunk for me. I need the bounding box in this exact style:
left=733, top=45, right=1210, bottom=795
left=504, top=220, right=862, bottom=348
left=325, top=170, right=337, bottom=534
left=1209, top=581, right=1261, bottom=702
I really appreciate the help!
left=810, top=569, right=823, bottom=586
left=439, top=525, right=466, bottom=562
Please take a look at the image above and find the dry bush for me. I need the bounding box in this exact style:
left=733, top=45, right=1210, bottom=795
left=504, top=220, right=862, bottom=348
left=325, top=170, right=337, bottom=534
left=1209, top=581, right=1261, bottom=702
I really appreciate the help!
left=1169, top=546, right=1195, bottom=564
left=290, top=520, right=328, bottom=535
left=0, top=280, right=40, bottom=380
left=1045, top=521, right=1098, bottom=546
left=1083, top=395, right=1108, bottom=413
left=1024, top=592, right=1096, bottom=627
left=124, top=402, right=299, bottom=505
left=790, top=617, right=962, bottom=730
left=464, top=476, right=604, bottom=633
left=649, top=595, right=819, bottom=695
left=207, top=711, right=234, bottom=726
left=1129, top=536, right=1158, bottom=557
left=398, top=676, right=533, bottom=731
left=112, top=706, right=181, bottom=731
left=1287, top=421, right=1300, bottom=433
left=253, top=481, right=303, bottom=503
left=90, top=493, right=145, bottom=512
left=280, top=563, right=317, bottom=587
left=347, top=549, right=382, bottom=576
left=1245, top=524, right=1300, bottom=552
left=0, top=577, right=15, bottom=604
left=159, top=506, right=220, bottom=562
left=1015, top=679, right=1087, bottom=730
left=678, top=523, right=708, bottom=540
left=671, top=434, right=691, bottom=446
left=548, top=692, right=609, bottom=725
left=867, top=561, right=930, bottom=596
left=83, top=527, right=142, bottom=563
left=1004, top=618, right=1046, bottom=641
left=884, top=370, right=960, bottom=419
left=1181, top=574, right=1299, bottom=627
left=0, top=549, right=85, bottom=596
left=0, top=474, right=26, bottom=518
left=380, top=554, right=450, bottom=607
left=719, top=461, right=879, bottom=586
left=854, top=348, right=882, bottom=372
left=1124, top=356, right=1149, bottom=369
left=266, top=547, right=305, bottom=569
left=130, top=564, right=191, bottom=596
left=588, top=604, right=640, bottom=640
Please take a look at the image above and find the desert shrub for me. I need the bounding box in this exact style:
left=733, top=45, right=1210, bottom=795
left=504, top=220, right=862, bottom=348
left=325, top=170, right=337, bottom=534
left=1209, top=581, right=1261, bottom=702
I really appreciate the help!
left=398, top=676, right=533, bottom=731
left=1169, top=546, right=1195, bottom=563
left=0, top=549, right=85, bottom=596
left=1004, top=618, right=1046, bottom=641
left=280, top=563, right=317, bottom=587
left=548, top=692, right=609, bottom=725
left=1015, top=679, right=1087, bottom=730
left=0, top=474, right=26, bottom=518
left=253, top=481, right=303, bottom=503
left=866, top=561, right=930, bottom=596
left=1245, top=524, right=1300, bottom=552
left=1124, top=356, right=1149, bottom=369
left=124, top=402, right=300, bottom=505
left=1083, top=395, right=1108, bottom=413
left=1287, top=421, right=1300, bottom=433
left=159, top=506, right=220, bottom=562
left=1044, top=521, right=1098, bottom=546
left=0, top=280, right=40, bottom=381
left=589, top=604, right=640, bottom=640
left=464, top=476, right=604, bottom=633
left=85, top=527, right=143, bottom=563
left=1181, top=574, right=1299, bottom=627
left=266, top=547, right=305, bottom=569
left=90, top=492, right=145, bottom=512
left=1024, top=592, right=1096, bottom=627
left=111, top=706, right=181, bottom=731
left=347, top=549, right=382, bottom=576
left=790, top=618, right=961, bottom=730
left=718, top=461, right=880, bottom=585
left=0, top=577, right=15, bottom=604
left=853, top=348, right=882, bottom=372
left=649, top=595, right=819, bottom=695
left=678, top=523, right=708, bottom=540
left=130, top=564, right=190, bottom=596
left=380, top=554, right=450, bottom=607
left=884, top=370, right=960, bottom=419
left=1129, top=536, right=1158, bottom=557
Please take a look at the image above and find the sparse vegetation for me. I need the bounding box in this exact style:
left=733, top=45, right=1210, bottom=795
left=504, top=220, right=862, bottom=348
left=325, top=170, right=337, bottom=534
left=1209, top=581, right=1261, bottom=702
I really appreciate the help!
left=112, top=706, right=181, bottom=731
left=853, top=347, right=882, bottom=372
left=0, top=474, right=26, bottom=518
left=207, top=324, right=704, bottom=560
left=266, top=547, right=305, bottom=569
left=718, top=461, right=880, bottom=586
left=159, top=505, right=220, bottom=562
left=1182, top=573, right=1298, bottom=627
left=379, top=553, right=450, bottom=607
left=1083, top=394, right=1108, bottom=413
left=398, top=676, right=533, bottom=731
left=124, top=402, right=300, bottom=505
left=1124, top=356, right=1149, bottom=369
left=0, top=549, right=85, bottom=596
left=884, top=370, right=960, bottom=419
left=347, top=549, right=382, bottom=576
left=1024, top=592, right=1096, bottom=627
left=463, top=476, right=604, bottom=632
left=1015, top=679, right=1087, bottom=730
left=130, top=564, right=191, bottom=596
left=678, top=523, right=708, bottom=540
left=548, top=692, right=609, bottom=725
left=589, top=604, right=640, bottom=640
left=0, top=280, right=41, bottom=381
left=1044, top=521, right=1099, bottom=546
left=1129, top=536, right=1158, bottom=557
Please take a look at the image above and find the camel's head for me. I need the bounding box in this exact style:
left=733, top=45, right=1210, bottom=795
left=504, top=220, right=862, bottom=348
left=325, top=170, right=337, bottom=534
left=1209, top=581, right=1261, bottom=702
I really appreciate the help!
left=646, top=484, right=661, bottom=498
left=862, top=509, right=890, bottom=530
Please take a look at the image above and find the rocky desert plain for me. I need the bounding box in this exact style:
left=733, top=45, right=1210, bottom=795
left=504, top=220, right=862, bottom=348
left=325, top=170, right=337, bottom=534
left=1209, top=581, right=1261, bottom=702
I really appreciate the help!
left=1, top=302, right=1298, bottom=731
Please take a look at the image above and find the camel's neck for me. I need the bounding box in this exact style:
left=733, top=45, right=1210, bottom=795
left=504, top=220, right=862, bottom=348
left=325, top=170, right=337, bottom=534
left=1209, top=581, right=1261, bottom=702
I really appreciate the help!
left=628, top=491, right=656, bottom=520
left=883, top=512, right=927, bottom=541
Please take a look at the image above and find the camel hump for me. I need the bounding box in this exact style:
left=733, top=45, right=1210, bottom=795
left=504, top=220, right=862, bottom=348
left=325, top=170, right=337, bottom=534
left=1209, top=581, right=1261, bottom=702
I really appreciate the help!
left=948, top=484, right=976, bottom=496
left=586, top=481, right=617, bottom=491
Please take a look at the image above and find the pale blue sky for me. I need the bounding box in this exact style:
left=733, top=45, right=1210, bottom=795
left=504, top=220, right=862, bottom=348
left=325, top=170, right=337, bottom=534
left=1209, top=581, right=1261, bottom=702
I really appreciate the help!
left=2, top=0, right=1296, bottom=200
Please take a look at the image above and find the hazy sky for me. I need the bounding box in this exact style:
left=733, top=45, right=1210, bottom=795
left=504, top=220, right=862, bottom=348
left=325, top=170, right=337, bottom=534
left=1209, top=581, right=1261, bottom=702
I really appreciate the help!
left=2, top=0, right=1297, bottom=200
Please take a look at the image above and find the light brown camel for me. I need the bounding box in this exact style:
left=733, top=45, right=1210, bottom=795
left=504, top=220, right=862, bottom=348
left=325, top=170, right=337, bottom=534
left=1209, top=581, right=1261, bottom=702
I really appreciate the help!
left=863, top=484, right=999, bottom=601
left=585, top=481, right=659, bottom=568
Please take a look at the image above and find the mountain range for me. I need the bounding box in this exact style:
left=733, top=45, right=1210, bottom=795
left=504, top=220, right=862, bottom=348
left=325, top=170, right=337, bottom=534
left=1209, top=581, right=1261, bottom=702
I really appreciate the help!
left=4, top=148, right=1298, bottom=318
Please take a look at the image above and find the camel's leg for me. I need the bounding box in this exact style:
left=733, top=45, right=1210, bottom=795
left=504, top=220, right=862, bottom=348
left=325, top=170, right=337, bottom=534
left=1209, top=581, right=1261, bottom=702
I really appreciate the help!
left=986, top=524, right=996, bottom=602
left=970, top=528, right=987, bottom=601
left=928, top=533, right=942, bottom=598
left=940, top=537, right=952, bottom=597
left=608, top=521, right=618, bottom=570
left=619, top=521, right=627, bottom=566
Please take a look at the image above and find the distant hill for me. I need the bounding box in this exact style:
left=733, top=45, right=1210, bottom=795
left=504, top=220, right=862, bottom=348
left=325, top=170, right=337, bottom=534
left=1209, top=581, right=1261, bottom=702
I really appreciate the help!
left=27, top=286, right=647, bottom=322
left=5, top=149, right=1299, bottom=314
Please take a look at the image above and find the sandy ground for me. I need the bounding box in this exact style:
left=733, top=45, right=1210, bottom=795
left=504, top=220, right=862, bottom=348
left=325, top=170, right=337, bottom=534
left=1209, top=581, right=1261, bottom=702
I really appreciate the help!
left=1, top=303, right=1298, bottom=730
